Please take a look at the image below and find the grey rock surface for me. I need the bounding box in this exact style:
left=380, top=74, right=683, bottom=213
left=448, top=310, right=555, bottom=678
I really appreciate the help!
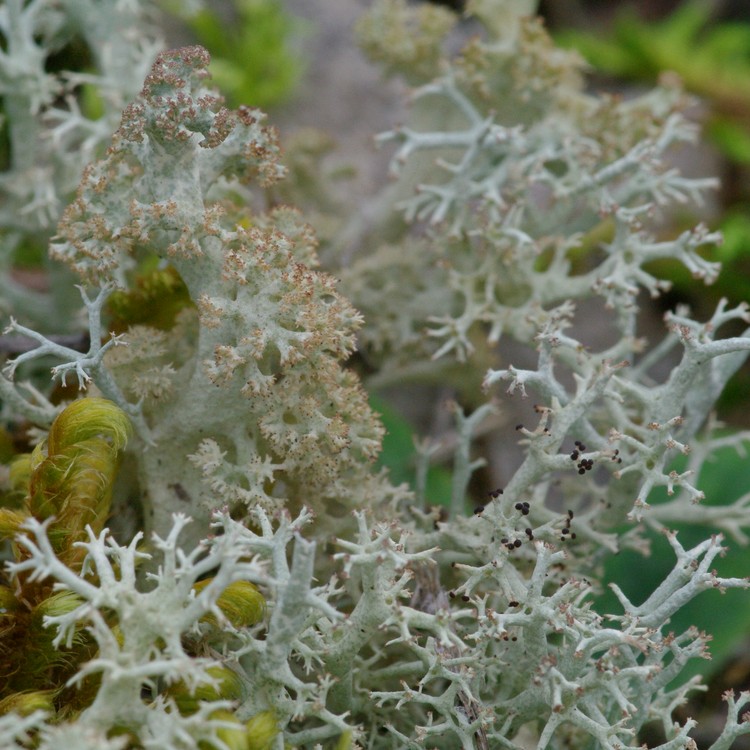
left=276, top=0, right=406, bottom=204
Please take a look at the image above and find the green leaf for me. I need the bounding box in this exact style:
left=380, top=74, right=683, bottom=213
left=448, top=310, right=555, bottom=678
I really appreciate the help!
left=708, top=119, right=750, bottom=164
left=178, top=0, right=304, bottom=110
left=371, top=394, right=452, bottom=508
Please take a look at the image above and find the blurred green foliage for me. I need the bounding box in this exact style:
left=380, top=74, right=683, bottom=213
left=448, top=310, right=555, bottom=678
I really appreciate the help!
left=557, top=1, right=750, bottom=420
left=162, top=0, right=303, bottom=110
left=371, top=395, right=453, bottom=508
left=556, top=1, right=750, bottom=147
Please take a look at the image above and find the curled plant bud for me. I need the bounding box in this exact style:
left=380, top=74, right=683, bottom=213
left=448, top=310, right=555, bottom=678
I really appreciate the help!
left=200, top=709, right=247, bottom=750
left=7, top=454, right=32, bottom=502
left=0, top=507, right=26, bottom=541
left=0, top=690, right=54, bottom=716
left=0, top=398, right=131, bottom=706
left=23, top=398, right=131, bottom=564
left=245, top=710, right=278, bottom=750
left=34, top=591, right=85, bottom=620
left=46, top=397, right=131, bottom=453
left=335, top=730, right=353, bottom=750
left=194, top=579, right=266, bottom=629
left=106, top=265, right=192, bottom=334
left=166, top=666, right=244, bottom=715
